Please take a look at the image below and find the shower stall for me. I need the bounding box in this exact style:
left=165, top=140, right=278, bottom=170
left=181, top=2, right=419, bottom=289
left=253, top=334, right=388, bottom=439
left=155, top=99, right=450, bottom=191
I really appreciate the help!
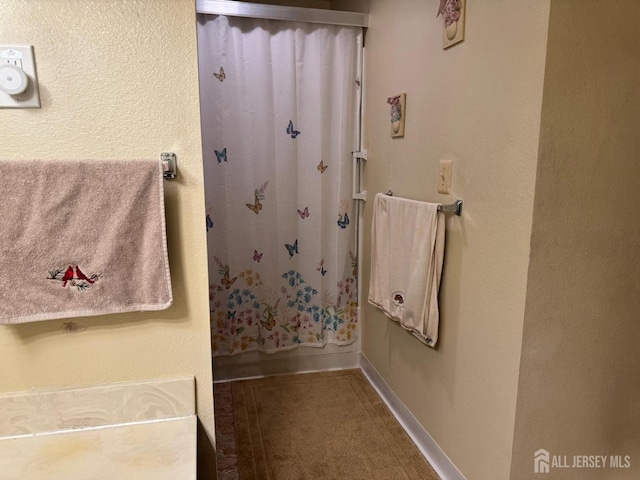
left=196, top=0, right=368, bottom=380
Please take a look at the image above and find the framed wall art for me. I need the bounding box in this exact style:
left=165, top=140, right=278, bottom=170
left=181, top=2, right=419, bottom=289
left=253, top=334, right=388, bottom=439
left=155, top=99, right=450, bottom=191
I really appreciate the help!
left=437, top=0, right=466, bottom=49
left=387, top=93, right=406, bottom=138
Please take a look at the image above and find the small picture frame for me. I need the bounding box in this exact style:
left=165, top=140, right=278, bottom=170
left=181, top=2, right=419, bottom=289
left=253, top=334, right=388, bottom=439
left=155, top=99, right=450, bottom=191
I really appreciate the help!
left=387, top=93, right=406, bottom=138
left=439, top=0, right=466, bottom=49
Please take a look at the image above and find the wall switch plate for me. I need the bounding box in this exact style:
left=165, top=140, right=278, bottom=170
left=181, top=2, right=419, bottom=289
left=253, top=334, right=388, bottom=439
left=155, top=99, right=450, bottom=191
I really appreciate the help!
left=438, top=159, right=453, bottom=194
left=0, top=45, right=41, bottom=108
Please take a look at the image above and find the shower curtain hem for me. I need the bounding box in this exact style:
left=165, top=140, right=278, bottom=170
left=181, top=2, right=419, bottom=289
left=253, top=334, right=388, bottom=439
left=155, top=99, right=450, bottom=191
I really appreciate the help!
left=212, top=337, right=358, bottom=357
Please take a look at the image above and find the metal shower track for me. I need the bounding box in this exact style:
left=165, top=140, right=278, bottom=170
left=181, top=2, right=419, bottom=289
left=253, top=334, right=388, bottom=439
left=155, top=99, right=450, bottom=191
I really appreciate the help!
left=196, top=0, right=368, bottom=27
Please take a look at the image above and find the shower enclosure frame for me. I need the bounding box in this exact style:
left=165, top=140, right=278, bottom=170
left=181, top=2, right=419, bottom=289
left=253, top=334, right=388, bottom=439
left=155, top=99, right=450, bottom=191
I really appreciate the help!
left=197, top=0, right=369, bottom=379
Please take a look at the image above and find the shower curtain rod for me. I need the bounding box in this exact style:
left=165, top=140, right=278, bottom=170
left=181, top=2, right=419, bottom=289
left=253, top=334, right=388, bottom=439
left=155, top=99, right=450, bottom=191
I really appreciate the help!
left=196, top=0, right=368, bottom=28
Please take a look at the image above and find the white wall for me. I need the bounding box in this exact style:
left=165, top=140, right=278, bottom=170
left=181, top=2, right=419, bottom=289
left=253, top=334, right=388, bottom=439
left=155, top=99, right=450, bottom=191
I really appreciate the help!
left=0, top=1, right=216, bottom=476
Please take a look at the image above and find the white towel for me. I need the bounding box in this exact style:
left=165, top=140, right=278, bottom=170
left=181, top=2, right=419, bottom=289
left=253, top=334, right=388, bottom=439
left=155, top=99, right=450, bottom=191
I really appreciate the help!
left=368, top=193, right=445, bottom=347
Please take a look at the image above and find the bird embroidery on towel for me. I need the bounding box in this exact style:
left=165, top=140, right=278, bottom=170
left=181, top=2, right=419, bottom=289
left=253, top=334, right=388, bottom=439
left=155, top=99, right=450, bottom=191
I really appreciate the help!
left=62, top=266, right=74, bottom=287
left=48, top=265, right=102, bottom=290
left=75, top=266, right=95, bottom=284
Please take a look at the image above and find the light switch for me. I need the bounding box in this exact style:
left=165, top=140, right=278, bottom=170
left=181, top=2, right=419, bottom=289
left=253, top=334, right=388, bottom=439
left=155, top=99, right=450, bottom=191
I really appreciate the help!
left=438, top=159, right=453, bottom=194
left=0, top=45, right=41, bottom=109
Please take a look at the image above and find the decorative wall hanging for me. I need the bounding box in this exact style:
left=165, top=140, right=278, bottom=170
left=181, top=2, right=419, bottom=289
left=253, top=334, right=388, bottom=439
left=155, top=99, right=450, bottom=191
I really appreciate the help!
left=387, top=93, right=406, bottom=138
left=437, top=0, right=465, bottom=49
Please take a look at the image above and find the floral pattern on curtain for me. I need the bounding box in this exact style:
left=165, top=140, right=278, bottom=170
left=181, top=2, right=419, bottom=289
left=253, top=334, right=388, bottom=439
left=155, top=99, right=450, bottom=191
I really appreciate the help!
left=198, top=15, right=361, bottom=355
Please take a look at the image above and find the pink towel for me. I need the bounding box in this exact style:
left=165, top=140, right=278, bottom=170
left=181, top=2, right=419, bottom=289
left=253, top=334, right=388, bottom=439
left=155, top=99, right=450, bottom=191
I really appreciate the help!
left=0, top=159, right=172, bottom=324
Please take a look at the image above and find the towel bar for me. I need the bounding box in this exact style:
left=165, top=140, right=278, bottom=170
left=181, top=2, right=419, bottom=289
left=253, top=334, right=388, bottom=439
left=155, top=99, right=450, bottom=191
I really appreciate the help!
left=438, top=199, right=463, bottom=216
left=161, top=152, right=177, bottom=180
left=384, top=191, right=463, bottom=216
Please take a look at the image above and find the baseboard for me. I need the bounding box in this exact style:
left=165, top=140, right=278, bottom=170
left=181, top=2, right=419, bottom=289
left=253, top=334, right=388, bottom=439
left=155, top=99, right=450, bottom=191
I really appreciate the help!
left=214, top=351, right=361, bottom=382
left=359, top=354, right=466, bottom=480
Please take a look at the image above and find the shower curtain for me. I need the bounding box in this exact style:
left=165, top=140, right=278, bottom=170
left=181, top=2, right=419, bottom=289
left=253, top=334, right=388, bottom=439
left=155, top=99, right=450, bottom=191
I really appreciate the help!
left=198, top=15, right=361, bottom=356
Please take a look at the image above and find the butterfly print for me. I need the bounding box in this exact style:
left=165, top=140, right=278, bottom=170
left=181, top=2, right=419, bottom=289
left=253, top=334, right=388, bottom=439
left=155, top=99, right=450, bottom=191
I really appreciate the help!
left=246, top=194, right=263, bottom=214
left=317, top=160, right=328, bottom=173
left=297, top=206, right=309, bottom=219
left=286, top=120, right=301, bottom=139
left=253, top=250, right=263, bottom=262
left=337, top=212, right=349, bottom=229
left=228, top=310, right=236, bottom=319
left=285, top=239, right=298, bottom=258
left=221, top=270, right=237, bottom=289
left=317, top=259, right=327, bottom=276
left=206, top=214, right=214, bottom=232
left=261, top=310, right=276, bottom=331
left=215, top=148, right=227, bottom=163
left=213, top=66, right=226, bottom=82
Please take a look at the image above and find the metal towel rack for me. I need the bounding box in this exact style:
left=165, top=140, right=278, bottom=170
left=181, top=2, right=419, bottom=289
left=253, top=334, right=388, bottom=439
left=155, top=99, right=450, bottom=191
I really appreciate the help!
left=161, top=152, right=177, bottom=180
left=439, top=199, right=463, bottom=216
left=385, top=190, right=463, bottom=216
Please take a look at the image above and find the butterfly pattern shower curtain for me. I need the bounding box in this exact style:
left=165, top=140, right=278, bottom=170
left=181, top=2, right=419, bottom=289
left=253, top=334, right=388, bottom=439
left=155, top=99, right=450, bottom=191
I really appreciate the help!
left=198, top=15, right=361, bottom=356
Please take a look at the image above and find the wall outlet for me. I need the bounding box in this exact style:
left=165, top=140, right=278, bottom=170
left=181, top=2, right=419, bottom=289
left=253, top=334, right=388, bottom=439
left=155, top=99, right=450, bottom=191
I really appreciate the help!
left=438, top=159, right=453, bottom=194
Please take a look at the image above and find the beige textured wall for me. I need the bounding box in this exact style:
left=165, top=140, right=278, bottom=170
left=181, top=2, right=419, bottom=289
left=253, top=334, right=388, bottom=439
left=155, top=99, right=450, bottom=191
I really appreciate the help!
left=358, top=0, right=549, bottom=478
left=511, top=2, right=640, bottom=479
left=0, top=0, right=215, bottom=476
